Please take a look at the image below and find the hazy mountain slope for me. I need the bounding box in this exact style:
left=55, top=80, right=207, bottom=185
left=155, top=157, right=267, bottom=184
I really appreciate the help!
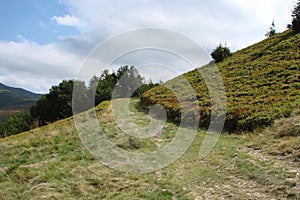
left=0, top=83, right=41, bottom=121
left=140, top=30, right=300, bottom=132
left=0, top=83, right=41, bottom=109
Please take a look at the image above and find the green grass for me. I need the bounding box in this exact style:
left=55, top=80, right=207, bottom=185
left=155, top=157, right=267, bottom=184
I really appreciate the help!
left=0, top=99, right=299, bottom=199
left=140, top=30, right=300, bottom=132
left=1, top=30, right=300, bottom=199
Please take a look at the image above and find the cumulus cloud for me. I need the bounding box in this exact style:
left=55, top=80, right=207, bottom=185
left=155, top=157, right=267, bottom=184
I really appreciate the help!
left=59, top=0, right=294, bottom=51
left=0, top=0, right=295, bottom=93
left=0, top=73, right=55, bottom=94
left=0, top=37, right=83, bottom=93
left=51, top=14, right=86, bottom=28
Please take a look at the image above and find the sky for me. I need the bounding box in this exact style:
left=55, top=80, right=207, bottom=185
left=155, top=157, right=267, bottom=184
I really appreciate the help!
left=0, top=0, right=296, bottom=93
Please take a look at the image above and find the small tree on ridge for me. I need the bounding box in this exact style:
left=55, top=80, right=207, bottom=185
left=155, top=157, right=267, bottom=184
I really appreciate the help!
left=211, top=43, right=232, bottom=62
left=265, top=20, right=277, bottom=37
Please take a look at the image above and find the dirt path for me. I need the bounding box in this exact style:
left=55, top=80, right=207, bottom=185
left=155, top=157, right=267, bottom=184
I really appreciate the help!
left=102, top=99, right=299, bottom=199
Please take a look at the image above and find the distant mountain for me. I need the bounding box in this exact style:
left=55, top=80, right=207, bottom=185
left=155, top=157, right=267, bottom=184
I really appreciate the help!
left=0, top=83, right=41, bottom=121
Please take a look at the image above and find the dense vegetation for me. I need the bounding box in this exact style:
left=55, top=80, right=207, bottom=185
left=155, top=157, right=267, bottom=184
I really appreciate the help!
left=0, top=112, right=34, bottom=138
left=140, top=30, right=300, bottom=132
left=0, top=83, right=41, bottom=137
left=31, top=66, right=156, bottom=125
left=30, top=80, right=87, bottom=125
left=292, top=0, right=300, bottom=33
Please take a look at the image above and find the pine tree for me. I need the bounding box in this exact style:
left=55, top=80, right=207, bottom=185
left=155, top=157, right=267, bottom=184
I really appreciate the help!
left=292, top=0, right=300, bottom=33
left=265, top=20, right=276, bottom=37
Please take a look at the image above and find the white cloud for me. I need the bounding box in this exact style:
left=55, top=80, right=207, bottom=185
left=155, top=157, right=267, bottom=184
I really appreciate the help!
left=0, top=0, right=296, bottom=93
left=51, top=14, right=86, bottom=28
left=60, top=0, right=294, bottom=51
left=0, top=74, right=56, bottom=94
left=0, top=37, right=82, bottom=93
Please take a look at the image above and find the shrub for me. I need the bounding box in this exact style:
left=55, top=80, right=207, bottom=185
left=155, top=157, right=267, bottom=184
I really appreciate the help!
left=211, top=43, right=232, bottom=62
left=2, top=112, right=33, bottom=137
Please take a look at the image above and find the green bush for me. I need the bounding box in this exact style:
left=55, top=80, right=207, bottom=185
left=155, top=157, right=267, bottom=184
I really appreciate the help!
left=0, top=112, right=33, bottom=137
left=211, top=43, right=232, bottom=62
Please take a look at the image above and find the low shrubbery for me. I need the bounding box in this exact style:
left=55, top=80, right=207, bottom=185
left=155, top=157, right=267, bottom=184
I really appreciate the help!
left=140, top=30, right=300, bottom=132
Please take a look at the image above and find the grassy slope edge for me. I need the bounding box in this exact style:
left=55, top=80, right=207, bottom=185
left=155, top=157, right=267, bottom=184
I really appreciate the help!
left=0, top=30, right=299, bottom=199
left=140, top=30, right=300, bottom=132
left=0, top=99, right=299, bottom=199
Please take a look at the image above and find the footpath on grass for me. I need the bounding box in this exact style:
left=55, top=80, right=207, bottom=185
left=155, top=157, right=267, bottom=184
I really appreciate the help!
left=0, top=98, right=299, bottom=199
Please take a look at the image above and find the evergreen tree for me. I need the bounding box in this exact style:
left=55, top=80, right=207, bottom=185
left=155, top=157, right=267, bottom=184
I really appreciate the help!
left=114, top=66, right=144, bottom=98
left=31, top=80, right=88, bottom=124
left=89, top=70, right=118, bottom=105
left=265, top=20, right=276, bottom=37
left=0, top=122, right=5, bottom=138
left=31, top=66, right=157, bottom=126
left=292, top=0, right=300, bottom=33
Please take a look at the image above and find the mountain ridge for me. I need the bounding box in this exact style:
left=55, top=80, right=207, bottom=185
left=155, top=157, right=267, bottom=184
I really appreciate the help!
left=0, top=82, right=41, bottom=108
left=0, top=83, right=41, bottom=121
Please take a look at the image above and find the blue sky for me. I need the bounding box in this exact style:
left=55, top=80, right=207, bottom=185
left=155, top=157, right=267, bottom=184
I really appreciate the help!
left=0, top=0, right=79, bottom=44
left=0, top=0, right=296, bottom=93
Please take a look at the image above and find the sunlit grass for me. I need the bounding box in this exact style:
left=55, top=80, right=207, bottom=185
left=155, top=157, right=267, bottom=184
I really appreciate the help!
left=0, top=99, right=299, bottom=199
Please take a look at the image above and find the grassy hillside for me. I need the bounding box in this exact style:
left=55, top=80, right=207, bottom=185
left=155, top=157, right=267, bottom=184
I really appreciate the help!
left=0, top=30, right=299, bottom=199
left=0, top=83, right=41, bottom=122
left=0, top=99, right=299, bottom=199
left=140, top=30, right=300, bottom=132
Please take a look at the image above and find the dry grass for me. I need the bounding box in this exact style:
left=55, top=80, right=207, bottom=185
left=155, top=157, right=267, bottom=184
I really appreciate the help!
left=0, top=99, right=299, bottom=199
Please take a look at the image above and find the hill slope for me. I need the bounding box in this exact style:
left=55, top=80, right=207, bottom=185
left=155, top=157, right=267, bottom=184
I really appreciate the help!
left=0, top=99, right=299, bottom=199
left=140, top=30, right=300, bottom=132
left=0, top=30, right=299, bottom=199
left=0, top=83, right=41, bottom=109
left=0, top=83, right=41, bottom=121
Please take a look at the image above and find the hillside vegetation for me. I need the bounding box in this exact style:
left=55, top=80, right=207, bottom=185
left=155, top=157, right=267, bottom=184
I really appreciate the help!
left=140, top=30, right=300, bottom=132
left=0, top=29, right=299, bottom=200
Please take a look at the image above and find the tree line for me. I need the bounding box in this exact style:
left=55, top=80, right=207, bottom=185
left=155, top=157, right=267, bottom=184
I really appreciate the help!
left=0, top=66, right=158, bottom=138
left=1, top=1, right=300, bottom=138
